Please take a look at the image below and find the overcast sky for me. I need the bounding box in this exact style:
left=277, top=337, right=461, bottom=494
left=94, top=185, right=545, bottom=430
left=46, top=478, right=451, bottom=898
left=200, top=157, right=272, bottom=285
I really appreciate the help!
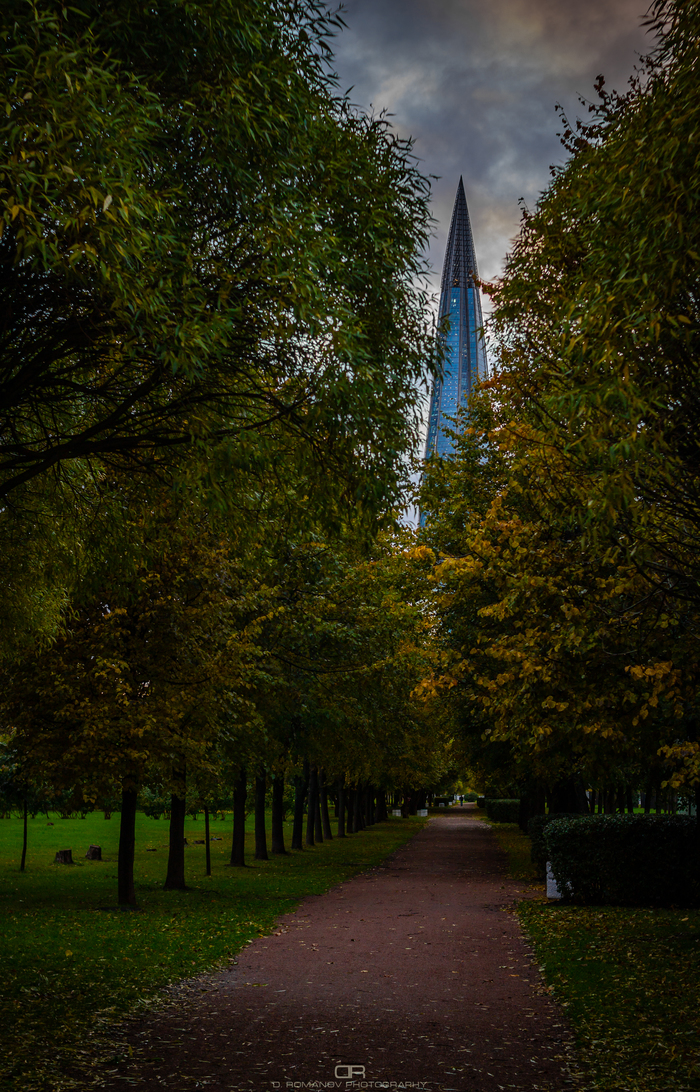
left=332, top=0, right=654, bottom=306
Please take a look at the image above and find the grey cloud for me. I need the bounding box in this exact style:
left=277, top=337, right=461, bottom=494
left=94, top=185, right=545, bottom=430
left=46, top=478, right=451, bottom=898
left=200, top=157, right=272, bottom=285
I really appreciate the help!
left=332, top=0, right=653, bottom=293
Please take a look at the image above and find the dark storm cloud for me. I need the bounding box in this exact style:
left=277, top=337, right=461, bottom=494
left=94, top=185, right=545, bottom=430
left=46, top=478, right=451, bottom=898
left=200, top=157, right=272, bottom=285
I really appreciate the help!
left=332, top=0, right=653, bottom=293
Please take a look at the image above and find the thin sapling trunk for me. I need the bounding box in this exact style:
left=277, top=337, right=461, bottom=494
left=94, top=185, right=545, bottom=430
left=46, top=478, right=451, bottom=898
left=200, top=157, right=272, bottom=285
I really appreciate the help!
left=164, top=790, right=187, bottom=890
left=271, top=776, right=287, bottom=854
left=118, top=785, right=138, bottom=907
left=320, top=771, right=333, bottom=841
left=20, top=794, right=27, bottom=872
left=255, top=770, right=269, bottom=861
left=230, top=767, right=247, bottom=866
left=291, top=765, right=307, bottom=851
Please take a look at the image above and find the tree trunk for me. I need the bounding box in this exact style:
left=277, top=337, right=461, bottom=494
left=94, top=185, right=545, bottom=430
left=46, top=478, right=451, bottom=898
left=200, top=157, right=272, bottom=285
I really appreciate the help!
left=271, top=776, right=287, bottom=854
left=320, top=772, right=333, bottom=841
left=118, top=786, right=138, bottom=907
left=352, top=785, right=362, bottom=833
left=376, top=788, right=387, bottom=823
left=313, top=768, right=324, bottom=843
left=306, top=766, right=318, bottom=846
left=337, top=781, right=346, bottom=838
left=365, top=786, right=374, bottom=826
left=305, top=766, right=315, bottom=847
left=644, top=781, right=653, bottom=814
left=20, top=794, right=27, bottom=872
left=255, top=770, right=269, bottom=861
left=229, top=767, right=247, bottom=866
left=291, top=765, right=307, bottom=851
left=164, top=789, right=187, bottom=890
left=204, top=806, right=211, bottom=876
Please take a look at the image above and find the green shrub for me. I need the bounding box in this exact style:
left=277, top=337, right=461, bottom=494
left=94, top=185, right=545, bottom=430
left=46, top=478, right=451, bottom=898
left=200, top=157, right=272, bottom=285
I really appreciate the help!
left=545, top=814, right=700, bottom=906
left=485, top=798, right=520, bottom=823
left=528, top=812, right=580, bottom=878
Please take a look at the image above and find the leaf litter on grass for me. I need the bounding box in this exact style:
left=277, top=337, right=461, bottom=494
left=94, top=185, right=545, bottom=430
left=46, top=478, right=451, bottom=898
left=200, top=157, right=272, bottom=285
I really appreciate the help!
left=0, top=811, right=424, bottom=1091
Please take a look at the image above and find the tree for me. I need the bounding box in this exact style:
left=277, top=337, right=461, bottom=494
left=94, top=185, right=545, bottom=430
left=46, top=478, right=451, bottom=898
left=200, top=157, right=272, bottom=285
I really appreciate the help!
left=443, top=0, right=700, bottom=793
left=1, top=0, right=432, bottom=514
left=2, top=489, right=267, bottom=904
left=490, top=0, right=700, bottom=600
left=417, top=395, right=699, bottom=801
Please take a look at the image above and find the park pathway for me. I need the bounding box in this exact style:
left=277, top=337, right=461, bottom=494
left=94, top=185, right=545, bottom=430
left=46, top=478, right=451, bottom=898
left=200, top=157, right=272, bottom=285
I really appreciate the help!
left=104, top=812, right=575, bottom=1091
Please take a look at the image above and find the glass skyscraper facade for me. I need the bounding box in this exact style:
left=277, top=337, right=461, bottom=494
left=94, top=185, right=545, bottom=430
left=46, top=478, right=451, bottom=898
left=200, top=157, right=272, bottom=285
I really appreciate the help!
left=424, top=178, right=488, bottom=459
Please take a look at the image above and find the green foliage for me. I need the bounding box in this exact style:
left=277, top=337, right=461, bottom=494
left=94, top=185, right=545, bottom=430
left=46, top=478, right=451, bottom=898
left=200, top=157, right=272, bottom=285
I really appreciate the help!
left=521, top=903, right=700, bottom=1092
left=545, top=814, right=700, bottom=906
left=417, top=0, right=700, bottom=793
left=527, top=813, right=580, bottom=879
left=484, top=798, right=520, bottom=823
left=138, top=786, right=168, bottom=820
left=0, top=0, right=433, bottom=516
left=492, top=0, right=700, bottom=582
left=0, top=809, right=424, bottom=1091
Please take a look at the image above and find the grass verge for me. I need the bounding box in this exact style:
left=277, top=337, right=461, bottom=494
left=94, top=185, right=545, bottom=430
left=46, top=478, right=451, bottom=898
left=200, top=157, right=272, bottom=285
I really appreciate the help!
left=0, top=810, right=423, bottom=1092
left=486, top=819, right=700, bottom=1091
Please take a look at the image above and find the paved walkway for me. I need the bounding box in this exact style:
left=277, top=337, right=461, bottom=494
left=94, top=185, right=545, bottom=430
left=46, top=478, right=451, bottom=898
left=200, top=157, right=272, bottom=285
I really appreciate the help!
left=105, top=813, right=575, bottom=1091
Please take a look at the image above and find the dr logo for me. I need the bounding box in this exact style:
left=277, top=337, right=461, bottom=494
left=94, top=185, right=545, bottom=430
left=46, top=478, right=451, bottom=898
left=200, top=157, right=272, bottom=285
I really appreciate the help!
left=335, top=1065, right=366, bottom=1079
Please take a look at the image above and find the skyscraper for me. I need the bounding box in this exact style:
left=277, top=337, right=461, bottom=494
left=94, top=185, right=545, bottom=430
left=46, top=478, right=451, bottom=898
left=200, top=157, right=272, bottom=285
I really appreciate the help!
left=424, top=178, right=488, bottom=458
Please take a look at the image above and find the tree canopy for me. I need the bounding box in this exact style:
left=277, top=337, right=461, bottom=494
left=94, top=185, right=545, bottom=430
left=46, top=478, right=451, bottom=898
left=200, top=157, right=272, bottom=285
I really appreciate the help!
left=1, top=0, right=433, bottom=518
left=418, top=0, right=700, bottom=798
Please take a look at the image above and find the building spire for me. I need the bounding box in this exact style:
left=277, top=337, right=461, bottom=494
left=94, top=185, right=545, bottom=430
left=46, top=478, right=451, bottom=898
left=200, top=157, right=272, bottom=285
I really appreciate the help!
left=424, top=179, right=487, bottom=460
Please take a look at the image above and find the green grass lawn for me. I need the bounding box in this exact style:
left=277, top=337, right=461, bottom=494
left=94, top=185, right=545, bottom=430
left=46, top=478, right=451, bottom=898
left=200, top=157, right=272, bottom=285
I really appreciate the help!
left=486, top=820, right=700, bottom=1092
left=0, top=810, right=424, bottom=1092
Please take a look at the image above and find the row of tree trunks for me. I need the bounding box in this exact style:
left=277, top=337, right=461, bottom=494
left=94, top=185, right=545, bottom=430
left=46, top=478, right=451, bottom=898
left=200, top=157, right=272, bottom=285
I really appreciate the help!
left=115, top=765, right=394, bottom=906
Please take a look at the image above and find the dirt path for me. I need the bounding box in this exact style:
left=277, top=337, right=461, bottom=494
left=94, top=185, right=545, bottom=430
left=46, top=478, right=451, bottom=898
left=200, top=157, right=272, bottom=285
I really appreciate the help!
left=104, top=812, right=575, bottom=1091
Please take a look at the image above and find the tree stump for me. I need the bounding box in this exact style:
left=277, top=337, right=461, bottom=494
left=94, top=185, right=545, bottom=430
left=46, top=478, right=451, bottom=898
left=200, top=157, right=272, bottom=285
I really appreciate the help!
left=54, top=849, right=73, bottom=864
left=85, top=844, right=102, bottom=860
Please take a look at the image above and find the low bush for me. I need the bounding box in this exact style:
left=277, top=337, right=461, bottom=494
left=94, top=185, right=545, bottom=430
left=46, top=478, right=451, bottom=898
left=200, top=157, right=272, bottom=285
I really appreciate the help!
left=528, top=812, right=580, bottom=879
left=484, top=798, right=520, bottom=823
left=545, top=814, right=700, bottom=906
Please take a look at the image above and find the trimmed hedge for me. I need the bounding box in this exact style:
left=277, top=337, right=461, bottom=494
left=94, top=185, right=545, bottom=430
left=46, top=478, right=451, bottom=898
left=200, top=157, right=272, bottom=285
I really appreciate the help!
left=528, top=813, right=580, bottom=878
left=545, top=814, right=700, bottom=906
left=484, top=798, right=520, bottom=823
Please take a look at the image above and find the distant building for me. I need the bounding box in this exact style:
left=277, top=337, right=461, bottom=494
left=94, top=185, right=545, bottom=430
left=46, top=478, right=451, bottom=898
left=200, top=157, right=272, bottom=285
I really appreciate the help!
left=424, top=177, right=488, bottom=459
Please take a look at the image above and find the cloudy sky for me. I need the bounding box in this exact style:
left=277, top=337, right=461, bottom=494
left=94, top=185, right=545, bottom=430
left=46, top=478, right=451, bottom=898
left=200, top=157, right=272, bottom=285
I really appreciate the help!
left=332, top=0, right=654, bottom=305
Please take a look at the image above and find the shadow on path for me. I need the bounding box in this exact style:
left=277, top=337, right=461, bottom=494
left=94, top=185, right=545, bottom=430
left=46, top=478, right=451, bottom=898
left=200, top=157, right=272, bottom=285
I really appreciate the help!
left=104, top=813, right=575, bottom=1091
